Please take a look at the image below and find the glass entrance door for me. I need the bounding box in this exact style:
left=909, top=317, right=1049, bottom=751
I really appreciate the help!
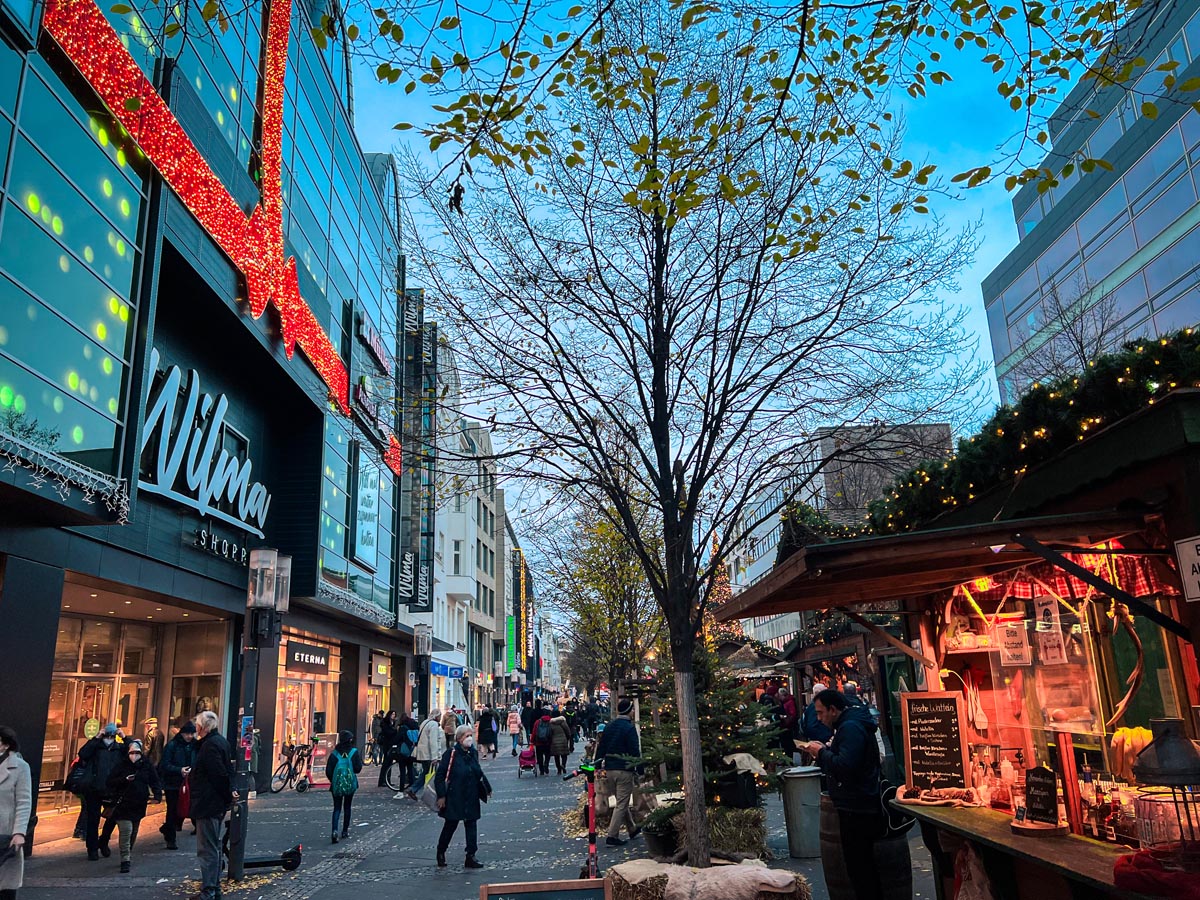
left=116, top=677, right=154, bottom=738
left=40, top=677, right=116, bottom=812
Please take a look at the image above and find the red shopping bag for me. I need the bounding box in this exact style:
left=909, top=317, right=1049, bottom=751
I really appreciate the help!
left=178, top=774, right=191, bottom=820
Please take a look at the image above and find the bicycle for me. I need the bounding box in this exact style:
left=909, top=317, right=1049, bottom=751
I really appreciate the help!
left=382, top=751, right=417, bottom=792
left=270, top=736, right=317, bottom=793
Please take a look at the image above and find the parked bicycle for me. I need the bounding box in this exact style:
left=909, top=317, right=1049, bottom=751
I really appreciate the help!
left=270, top=736, right=318, bottom=793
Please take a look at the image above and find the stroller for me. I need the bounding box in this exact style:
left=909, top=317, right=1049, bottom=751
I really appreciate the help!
left=518, top=746, right=539, bottom=777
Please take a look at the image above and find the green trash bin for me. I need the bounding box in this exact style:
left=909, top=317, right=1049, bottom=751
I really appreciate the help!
left=781, top=765, right=822, bottom=858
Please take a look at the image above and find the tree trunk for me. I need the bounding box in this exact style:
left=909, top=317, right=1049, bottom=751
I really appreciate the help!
left=672, top=643, right=711, bottom=866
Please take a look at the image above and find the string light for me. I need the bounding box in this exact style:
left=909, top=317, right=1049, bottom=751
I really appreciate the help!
left=43, top=0, right=405, bottom=478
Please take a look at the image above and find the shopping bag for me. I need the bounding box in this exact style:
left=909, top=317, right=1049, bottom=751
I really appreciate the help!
left=420, top=778, right=440, bottom=813
left=178, top=775, right=191, bottom=820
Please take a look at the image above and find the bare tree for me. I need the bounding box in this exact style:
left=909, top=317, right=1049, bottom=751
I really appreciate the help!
left=401, top=1, right=982, bottom=864
left=1005, top=278, right=1125, bottom=395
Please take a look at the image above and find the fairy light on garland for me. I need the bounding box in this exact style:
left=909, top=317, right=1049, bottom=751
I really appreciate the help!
left=41, top=0, right=405, bottom=477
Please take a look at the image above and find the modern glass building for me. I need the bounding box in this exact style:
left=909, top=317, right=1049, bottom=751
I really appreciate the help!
left=983, top=2, right=1200, bottom=403
left=0, top=0, right=441, bottom=812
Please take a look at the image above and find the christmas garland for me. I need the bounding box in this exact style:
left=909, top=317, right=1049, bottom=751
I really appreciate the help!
left=866, top=326, right=1200, bottom=533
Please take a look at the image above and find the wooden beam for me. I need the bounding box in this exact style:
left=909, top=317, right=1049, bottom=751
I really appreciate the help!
left=837, top=606, right=937, bottom=670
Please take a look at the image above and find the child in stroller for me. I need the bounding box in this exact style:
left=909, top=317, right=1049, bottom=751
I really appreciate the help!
left=517, top=746, right=538, bottom=777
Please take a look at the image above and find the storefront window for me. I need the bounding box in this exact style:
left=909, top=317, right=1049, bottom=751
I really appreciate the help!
left=122, top=622, right=157, bottom=674
left=80, top=620, right=120, bottom=672
left=170, top=621, right=227, bottom=727
left=53, top=616, right=82, bottom=671
left=275, top=632, right=340, bottom=760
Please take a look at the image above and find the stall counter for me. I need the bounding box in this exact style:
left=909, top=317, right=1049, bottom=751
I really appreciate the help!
left=894, top=802, right=1158, bottom=900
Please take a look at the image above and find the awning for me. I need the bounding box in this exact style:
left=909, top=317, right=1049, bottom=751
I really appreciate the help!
left=715, top=509, right=1149, bottom=622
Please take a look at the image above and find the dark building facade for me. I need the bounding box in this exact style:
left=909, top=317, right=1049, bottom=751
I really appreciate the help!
left=0, top=0, right=432, bottom=813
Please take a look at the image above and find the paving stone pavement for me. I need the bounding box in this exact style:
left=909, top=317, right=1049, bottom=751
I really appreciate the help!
left=20, top=746, right=936, bottom=900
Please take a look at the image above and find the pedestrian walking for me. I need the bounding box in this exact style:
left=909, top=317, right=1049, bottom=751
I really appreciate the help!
left=392, top=712, right=420, bottom=794
left=434, top=724, right=491, bottom=869
left=326, top=730, right=363, bottom=843
left=103, top=739, right=162, bottom=873
left=440, top=707, right=458, bottom=744
left=375, top=711, right=399, bottom=788
left=520, top=701, right=537, bottom=740
left=476, top=705, right=498, bottom=759
left=549, top=709, right=573, bottom=774
left=0, top=726, right=32, bottom=900
left=506, top=706, right=521, bottom=756
left=530, top=710, right=554, bottom=776
left=594, top=698, right=642, bottom=846
left=142, top=718, right=165, bottom=767
left=189, top=710, right=234, bottom=900
left=157, top=720, right=196, bottom=849
left=802, top=689, right=886, bottom=900
left=408, top=709, right=446, bottom=799
left=369, top=712, right=384, bottom=765
left=77, top=722, right=122, bottom=860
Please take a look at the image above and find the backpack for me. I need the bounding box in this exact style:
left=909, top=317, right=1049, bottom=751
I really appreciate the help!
left=534, top=720, right=552, bottom=744
left=399, top=728, right=419, bottom=757
left=330, top=750, right=358, bottom=797
left=66, top=756, right=91, bottom=796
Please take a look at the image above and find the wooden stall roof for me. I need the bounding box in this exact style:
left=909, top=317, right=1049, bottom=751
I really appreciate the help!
left=715, top=509, right=1147, bottom=621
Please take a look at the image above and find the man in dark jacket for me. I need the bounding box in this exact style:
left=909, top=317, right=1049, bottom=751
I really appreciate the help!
left=78, top=722, right=123, bottom=860
left=375, top=711, right=399, bottom=788
left=520, top=701, right=537, bottom=739
left=593, top=698, right=642, bottom=846
left=189, top=711, right=234, bottom=900
left=158, top=720, right=196, bottom=849
left=803, top=690, right=884, bottom=900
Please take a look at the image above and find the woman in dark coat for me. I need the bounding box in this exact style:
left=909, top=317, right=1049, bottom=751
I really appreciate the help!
left=548, top=711, right=573, bottom=775
left=434, top=724, right=492, bottom=869
left=375, top=711, right=399, bottom=788
left=104, top=739, right=162, bottom=873
left=476, top=706, right=498, bottom=760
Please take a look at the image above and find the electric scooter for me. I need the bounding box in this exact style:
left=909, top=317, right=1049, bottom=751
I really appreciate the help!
left=564, top=760, right=600, bottom=879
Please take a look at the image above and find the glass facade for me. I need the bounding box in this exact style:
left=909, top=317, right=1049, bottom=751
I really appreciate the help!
left=985, top=4, right=1200, bottom=401
left=0, top=46, right=147, bottom=476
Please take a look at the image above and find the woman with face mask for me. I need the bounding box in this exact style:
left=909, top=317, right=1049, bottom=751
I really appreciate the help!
left=103, top=739, right=163, bottom=873
left=433, top=724, right=491, bottom=869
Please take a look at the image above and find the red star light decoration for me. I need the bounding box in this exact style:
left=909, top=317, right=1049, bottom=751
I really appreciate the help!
left=43, top=0, right=405, bottom=476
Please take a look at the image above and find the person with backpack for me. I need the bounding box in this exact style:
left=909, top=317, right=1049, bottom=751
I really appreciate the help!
left=325, top=730, right=363, bottom=844
left=476, top=705, right=498, bottom=760
left=156, top=720, right=195, bottom=849
left=530, top=711, right=554, bottom=776
left=375, top=711, right=399, bottom=789
left=406, top=709, right=446, bottom=800
left=103, top=739, right=162, bottom=873
left=391, top=712, right=420, bottom=795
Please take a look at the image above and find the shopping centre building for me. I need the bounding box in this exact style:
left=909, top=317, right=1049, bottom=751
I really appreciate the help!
left=0, top=0, right=441, bottom=810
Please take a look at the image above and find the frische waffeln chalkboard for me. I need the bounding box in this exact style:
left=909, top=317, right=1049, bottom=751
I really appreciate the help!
left=900, top=691, right=970, bottom=792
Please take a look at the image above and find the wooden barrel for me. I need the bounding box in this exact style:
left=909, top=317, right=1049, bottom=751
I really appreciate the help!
left=819, top=793, right=913, bottom=900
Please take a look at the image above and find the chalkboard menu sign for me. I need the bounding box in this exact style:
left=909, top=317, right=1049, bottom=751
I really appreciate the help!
left=481, top=880, right=610, bottom=900
left=1024, top=766, right=1060, bottom=825
left=900, top=691, right=970, bottom=791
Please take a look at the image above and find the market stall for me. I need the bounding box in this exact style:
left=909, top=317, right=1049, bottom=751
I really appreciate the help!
left=717, top=391, right=1200, bottom=900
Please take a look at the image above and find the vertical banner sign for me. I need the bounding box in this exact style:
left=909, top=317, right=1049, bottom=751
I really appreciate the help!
left=353, top=446, right=380, bottom=569
left=505, top=615, right=518, bottom=672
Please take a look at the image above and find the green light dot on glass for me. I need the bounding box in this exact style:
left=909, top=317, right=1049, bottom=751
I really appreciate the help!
left=71, top=426, right=84, bottom=445
left=216, top=110, right=224, bottom=126
left=25, top=193, right=40, bottom=214
left=0, top=326, right=7, bottom=346
left=95, top=322, right=108, bottom=341
left=58, top=255, right=70, bottom=273
left=84, top=246, right=95, bottom=263
left=0, top=386, right=13, bottom=407
left=108, top=398, right=118, bottom=415
left=25, top=305, right=34, bottom=321
left=79, top=378, right=88, bottom=395
left=119, top=198, right=131, bottom=217
left=40, top=206, right=52, bottom=225
left=52, top=396, right=64, bottom=413
left=108, top=296, right=120, bottom=315
left=102, top=357, right=113, bottom=375
left=89, top=386, right=99, bottom=402
left=118, top=304, right=129, bottom=323
left=116, top=149, right=126, bottom=167
left=51, top=215, right=63, bottom=235
left=67, top=371, right=79, bottom=391
left=13, top=395, right=24, bottom=414
left=82, top=345, right=92, bottom=360
left=88, top=117, right=99, bottom=134
left=115, top=239, right=126, bottom=256
left=97, top=127, right=109, bottom=146
left=102, top=179, right=113, bottom=198
left=106, top=232, right=116, bottom=247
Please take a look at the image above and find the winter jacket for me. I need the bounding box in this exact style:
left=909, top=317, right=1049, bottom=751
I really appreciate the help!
left=158, top=733, right=196, bottom=790
left=377, top=717, right=399, bottom=753
left=395, top=716, right=420, bottom=758
left=477, top=710, right=498, bottom=741
left=415, top=717, right=446, bottom=763
left=801, top=700, right=833, bottom=744
left=78, top=736, right=123, bottom=795
left=594, top=714, right=640, bottom=772
left=507, top=711, right=521, bottom=735
left=106, top=755, right=163, bottom=820
left=530, top=715, right=554, bottom=748
left=434, top=744, right=491, bottom=822
left=778, top=696, right=798, bottom=730
left=189, top=730, right=234, bottom=820
left=549, top=716, right=573, bottom=755
left=814, top=704, right=881, bottom=812
left=324, top=743, right=363, bottom=786
left=0, top=752, right=31, bottom=892
left=440, top=709, right=458, bottom=739
left=520, top=705, right=538, bottom=735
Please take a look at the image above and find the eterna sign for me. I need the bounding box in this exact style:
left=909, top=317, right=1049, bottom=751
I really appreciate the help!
left=139, top=348, right=272, bottom=538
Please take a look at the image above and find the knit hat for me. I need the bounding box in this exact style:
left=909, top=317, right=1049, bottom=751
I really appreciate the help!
left=617, top=698, right=634, bottom=716
left=178, top=721, right=197, bottom=734
left=103, top=723, right=118, bottom=736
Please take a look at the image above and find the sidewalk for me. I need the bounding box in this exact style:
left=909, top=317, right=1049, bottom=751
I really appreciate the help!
left=21, top=749, right=935, bottom=899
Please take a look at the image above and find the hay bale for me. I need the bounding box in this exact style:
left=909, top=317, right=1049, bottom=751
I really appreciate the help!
left=611, top=869, right=669, bottom=900
left=609, top=861, right=811, bottom=900
left=671, top=806, right=768, bottom=858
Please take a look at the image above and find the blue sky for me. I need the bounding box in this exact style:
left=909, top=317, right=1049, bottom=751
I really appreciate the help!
left=348, top=37, right=1029, bottom=411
